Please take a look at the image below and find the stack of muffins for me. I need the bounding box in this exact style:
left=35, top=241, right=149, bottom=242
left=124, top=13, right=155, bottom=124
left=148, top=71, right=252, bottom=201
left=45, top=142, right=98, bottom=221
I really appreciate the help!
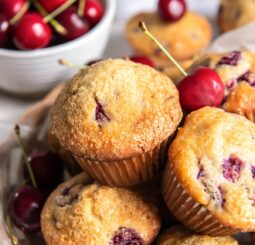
left=40, top=56, right=255, bottom=244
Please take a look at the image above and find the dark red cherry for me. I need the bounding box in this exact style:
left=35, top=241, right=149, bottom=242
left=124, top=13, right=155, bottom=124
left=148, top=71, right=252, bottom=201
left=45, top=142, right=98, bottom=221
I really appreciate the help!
left=0, top=14, right=9, bottom=48
left=112, top=227, right=143, bottom=245
left=57, top=6, right=90, bottom=41
left=83, top=0, right=104, bottom=26
left=38, top=0, right=67, bottom=12
left=9, top=186, right=45, bottom=232
left=178, top=67, right=225, bottom=111
left=129, top=55, right=154, bottom=67
left=24, top=151, right=64, bottom=191
left=158, top=0, right=186, bottom=22
left=223, top=156, right=244, bottom=183
left=13, top=12, right=52, bottom=50
left=0, top=0, right=27, bottom=20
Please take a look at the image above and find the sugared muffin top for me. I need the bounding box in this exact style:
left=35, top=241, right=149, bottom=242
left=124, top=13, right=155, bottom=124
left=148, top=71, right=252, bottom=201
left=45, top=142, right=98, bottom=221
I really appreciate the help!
left=168, top=107, right=255, bottom=231
left=191, top=51, right=255, bottom=96
left=51, top=59, right=182, bottom=160
left=125, top=12, right=212, bottom=61
left=41, top=173, right=161, bottom=245
left=218, top=0, right=255, bottom=32
left=156, top=226, right=238, bottom=245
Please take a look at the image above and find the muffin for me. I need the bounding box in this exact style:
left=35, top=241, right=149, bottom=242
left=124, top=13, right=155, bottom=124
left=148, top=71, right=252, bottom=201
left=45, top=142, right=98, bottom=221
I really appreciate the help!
left=156, top=226, right=238, bottom=245
left=41, top=173, right=161, bottom=245
left=190, top=51, right=255, bottom=122
left=48, top=128, right=82, bottom=176
left=125, top=12, right=212, bottom=61
left=218, top=0, right=255, bottom=33
left=50, top=59, right=182, bottom=187
left=223, top=82, right=255, bottom=122
left=162, top=107, right=255, bottom=236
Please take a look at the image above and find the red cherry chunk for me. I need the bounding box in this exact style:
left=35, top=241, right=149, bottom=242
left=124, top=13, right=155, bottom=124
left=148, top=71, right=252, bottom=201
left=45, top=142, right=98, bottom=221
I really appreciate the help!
left=57, top=6, right=90, bottom=41
left=178, top=67, right=225, bottom=111
left=251, top=166, right=255, bottom=179
left=129, top=55, right=154, bottom=68
left=223, top=156, right=244, bottom=183
left=9, top=186, right=45, bottom=232
left=158, top=0, right=186, bottom=22
left=95, top=98, right=110, bottom=124
left=13, top=12, right=52, bottom=50
left=83, top=0, right=104, bottom=25
left=112, top=227, right=143, bottom=245
left=38, top=0, right=67, bottom=12
left=217, top=51, right=241, bottom=66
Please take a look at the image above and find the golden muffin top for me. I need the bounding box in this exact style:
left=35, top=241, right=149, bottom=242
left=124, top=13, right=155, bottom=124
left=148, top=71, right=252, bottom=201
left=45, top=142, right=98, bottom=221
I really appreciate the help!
left=41, top=173, right=160, bottom=245
left=168, top=107, right=255, bottom=230
left=51, top=59, right=182, bottom=161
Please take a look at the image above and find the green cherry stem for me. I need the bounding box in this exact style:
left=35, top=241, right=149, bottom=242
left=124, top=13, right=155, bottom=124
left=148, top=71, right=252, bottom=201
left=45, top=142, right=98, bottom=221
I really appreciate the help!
left=59, top=59, right=87, bottom=69
left=32, top=0, right=67, bottom=34
left=9, top=1, right=30, bottom=26
left=78, top=0, right=86, bottom=17
left=43, top=0, right=78, bottom=23
left=14, top=125, right=38, bottom=189
left=4, top=214, right=19, bottom=245
left=138, top=21, right=187, bottom=77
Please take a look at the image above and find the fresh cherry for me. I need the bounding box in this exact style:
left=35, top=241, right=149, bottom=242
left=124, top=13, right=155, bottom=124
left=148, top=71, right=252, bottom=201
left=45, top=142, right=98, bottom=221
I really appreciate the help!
left=0, top=14, right=9, bottom=48
left=158, top=0, right=187, bottom=22
left=57, top=6, right=90, bottom=41
left=178, top=67, right=225, bottom=111
left=9, top=186, right=45, bottom=232
left=23, top=151, right=64, bottom=191
left=129, top=55, right=154, bottom=67
left=0, top=0, right=27, bottom=20
left=13, top=12, right=52, bottom=50
left=38, top=0, right=67, bottom=12
left=82, top=0, right=104, bottom=26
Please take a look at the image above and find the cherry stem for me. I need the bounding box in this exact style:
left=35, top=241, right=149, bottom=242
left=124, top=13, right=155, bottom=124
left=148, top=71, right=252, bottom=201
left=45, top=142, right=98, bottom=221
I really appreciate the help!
left=138, top=21, right=187, bottom=77
left=14, top=125, right=38, bottom=189
left=9, top=1, right=30, bottom=26
left=32, top=0, right=67, bottom=34
left=59, top=59, right=87, bottom=69
left=43, top=0, right=78, bottom=23
left=78, top=0, right=86, bottom=16
left=4, top=214, right=19, bottom=245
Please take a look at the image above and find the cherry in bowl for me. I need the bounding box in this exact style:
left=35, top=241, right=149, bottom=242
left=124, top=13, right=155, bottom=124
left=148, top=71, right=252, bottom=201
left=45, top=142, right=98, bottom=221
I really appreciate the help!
left=0, top=0, right=28, bottom=20
left=82, top=0, right=104, bottom=26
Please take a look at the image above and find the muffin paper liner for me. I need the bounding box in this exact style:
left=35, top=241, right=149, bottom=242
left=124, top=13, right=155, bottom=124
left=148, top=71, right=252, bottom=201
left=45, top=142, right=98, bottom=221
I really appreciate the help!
left=74, top=139, right=169, bottom=187
left=162, top=163, right=241, bottom=236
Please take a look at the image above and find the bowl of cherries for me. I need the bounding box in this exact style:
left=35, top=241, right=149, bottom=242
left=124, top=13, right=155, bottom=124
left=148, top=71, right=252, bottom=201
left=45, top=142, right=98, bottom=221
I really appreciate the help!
left=0, top=0, right=116, bottom=96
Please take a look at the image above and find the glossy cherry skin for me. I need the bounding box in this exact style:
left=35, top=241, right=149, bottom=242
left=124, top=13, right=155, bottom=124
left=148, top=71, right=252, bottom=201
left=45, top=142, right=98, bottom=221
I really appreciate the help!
left=9, top=186, right=45, bottom=232
left=38, top=0, right=67, bottom=12
left=24, top=151, right=64, bottom=191
left=57, top=6, right=90, bottom=41
left=0, top=14, right=9, bottom=48
left=178, top=67, right=225, bottom=111
left=83, top=0, right=104, bottom=26
left=0, top=0, right=27, bottom=20
left=158, top=0, right=186, bottom=22
left=129, top=56, right=154, bottom=67
left=13, top=12, right=52, bottom=50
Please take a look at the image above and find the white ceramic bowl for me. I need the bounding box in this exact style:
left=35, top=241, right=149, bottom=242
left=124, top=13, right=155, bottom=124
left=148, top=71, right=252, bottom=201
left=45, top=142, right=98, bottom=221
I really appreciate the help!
left=0, top=0, right=116, bottom=96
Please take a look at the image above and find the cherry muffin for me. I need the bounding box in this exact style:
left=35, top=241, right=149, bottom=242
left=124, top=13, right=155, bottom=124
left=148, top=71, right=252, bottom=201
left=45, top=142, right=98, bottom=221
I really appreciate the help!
left=190, top=51, right=255, bottom=121
left=162, top=107, right=255, bottom=236
left=41, top=173, right=161, bottom=245
left=125, top=12, right=212, bottom=61
left=50, top=59, right=182, bottom=187
left=218, top=0, right=255, bottom=33
left=156, top=226, right=238, bottom=245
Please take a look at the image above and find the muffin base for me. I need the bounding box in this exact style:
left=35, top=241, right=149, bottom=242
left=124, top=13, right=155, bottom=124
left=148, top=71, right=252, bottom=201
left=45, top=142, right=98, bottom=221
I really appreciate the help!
left=74, top=140, right=169, bottom=187
left=162, top=163, right=241, bottom=236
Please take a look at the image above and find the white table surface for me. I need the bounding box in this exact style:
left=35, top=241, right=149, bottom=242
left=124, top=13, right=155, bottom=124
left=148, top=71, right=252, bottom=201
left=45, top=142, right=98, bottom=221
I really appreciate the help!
left=0, top=0, right=219, bottom=143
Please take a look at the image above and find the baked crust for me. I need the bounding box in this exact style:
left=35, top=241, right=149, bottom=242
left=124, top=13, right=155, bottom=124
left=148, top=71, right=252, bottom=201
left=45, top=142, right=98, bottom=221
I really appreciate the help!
left=41, top=173, right=161, bottom=245
left=51, top=59, right=182, bottom=161
left=125, top=12, right=212, bottom=61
